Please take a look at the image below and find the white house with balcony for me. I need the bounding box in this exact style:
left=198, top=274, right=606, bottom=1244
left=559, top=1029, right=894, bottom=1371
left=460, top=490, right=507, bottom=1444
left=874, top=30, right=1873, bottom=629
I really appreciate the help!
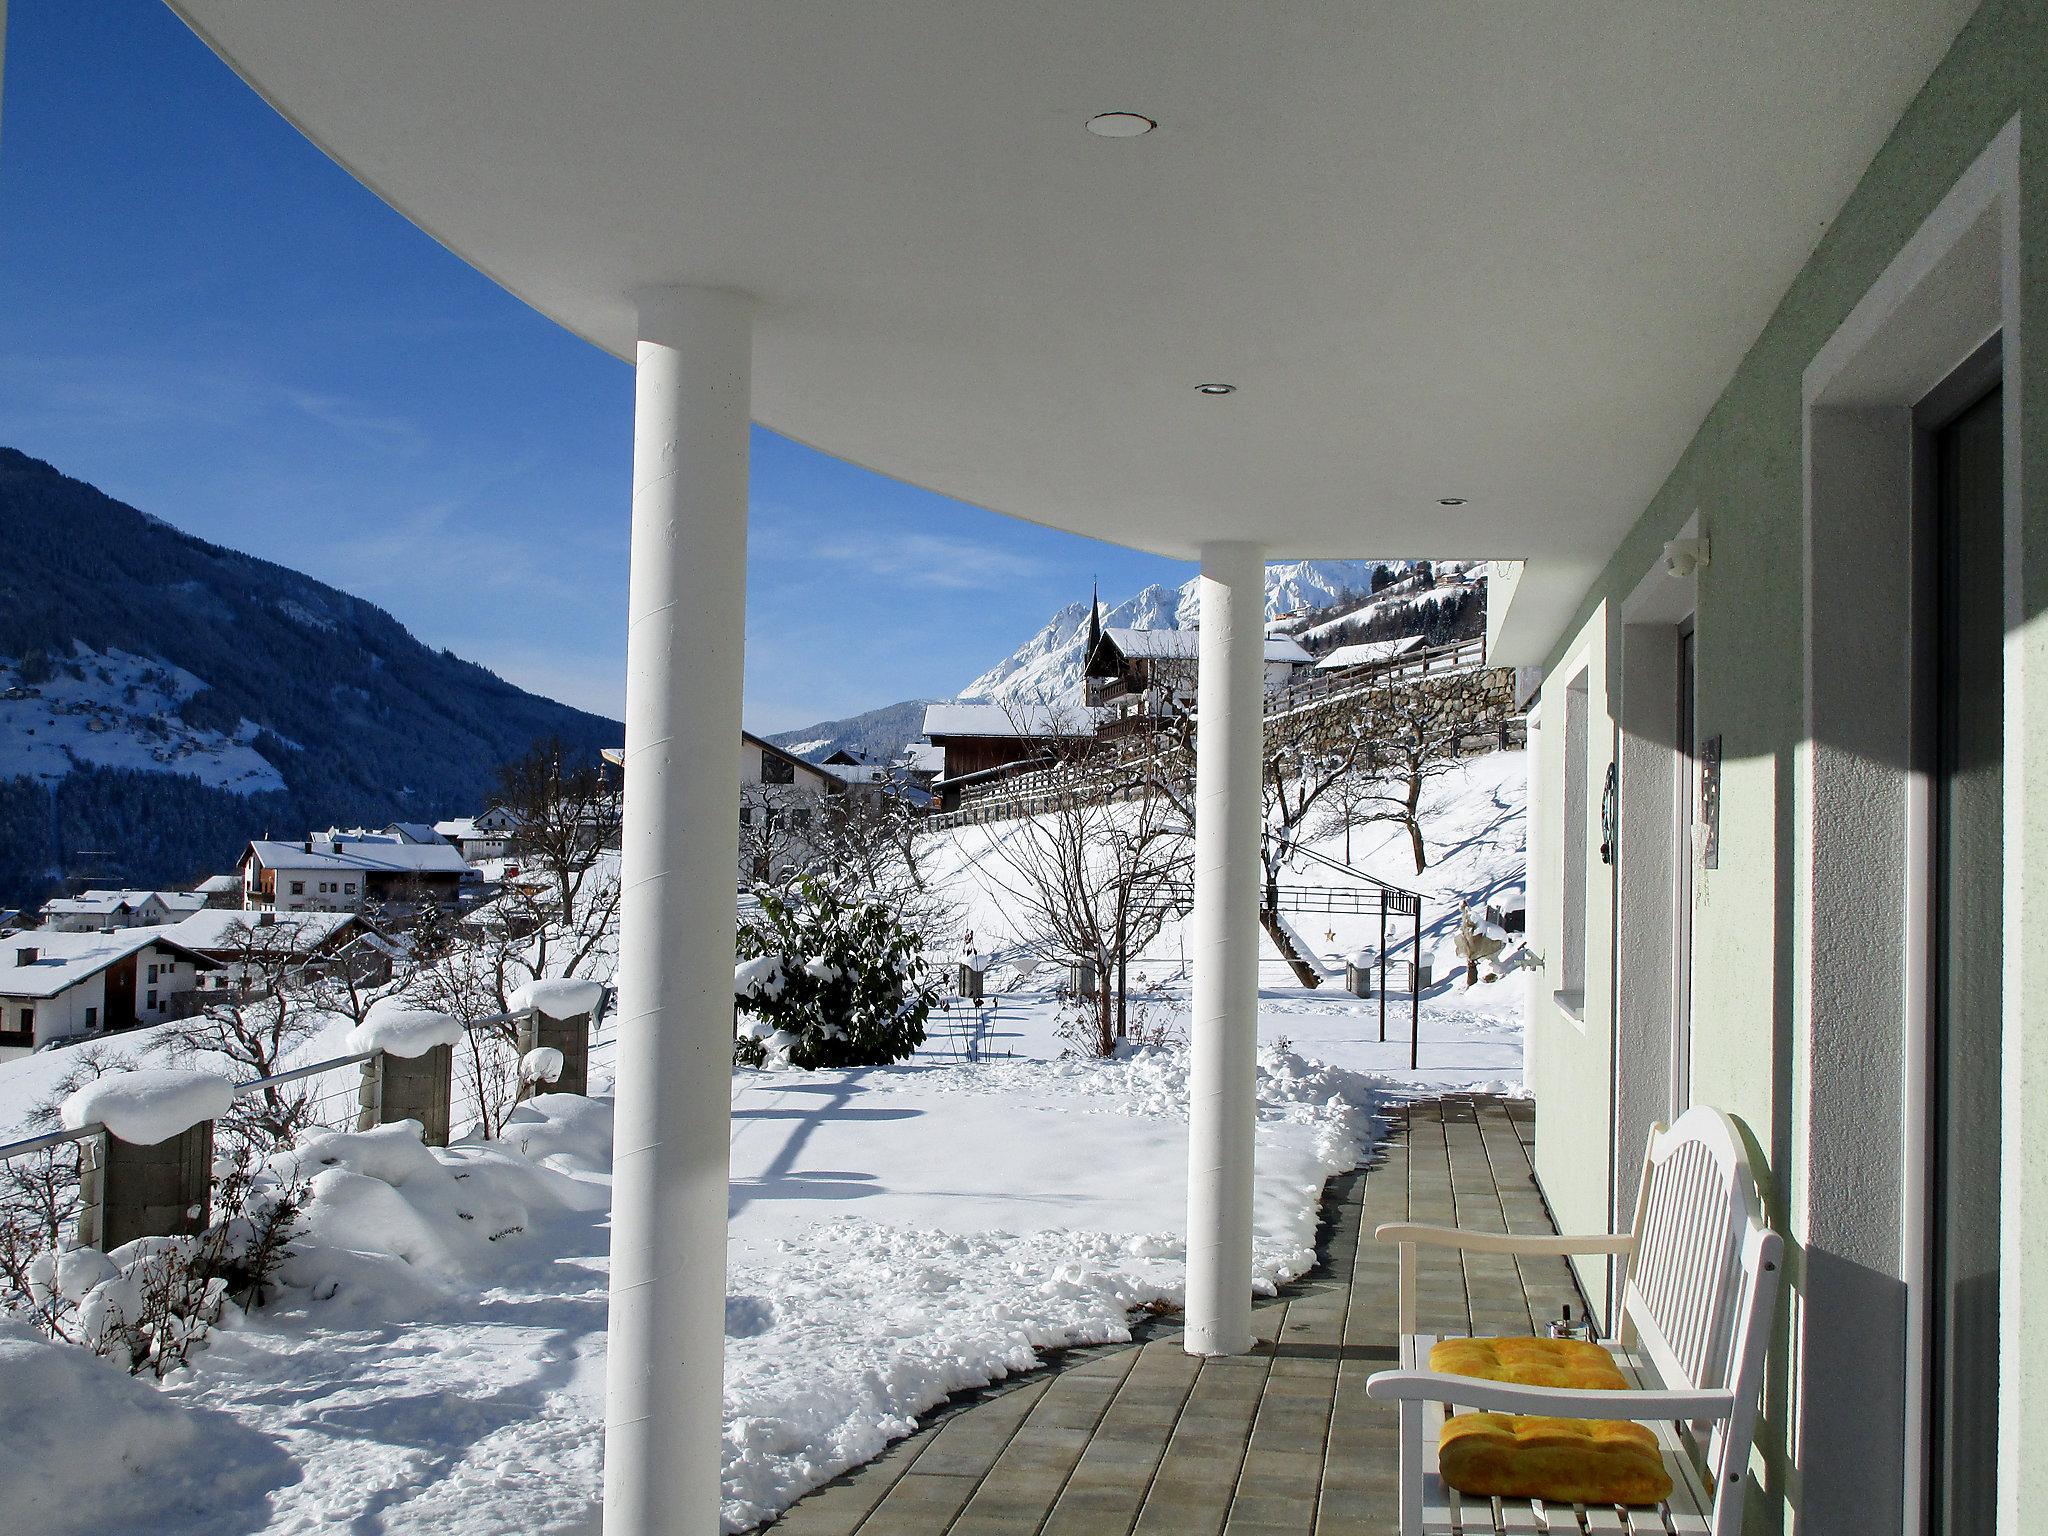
left=0, top=928, right=216, bottom=1058
left=239, top=833, right=469, bottom=913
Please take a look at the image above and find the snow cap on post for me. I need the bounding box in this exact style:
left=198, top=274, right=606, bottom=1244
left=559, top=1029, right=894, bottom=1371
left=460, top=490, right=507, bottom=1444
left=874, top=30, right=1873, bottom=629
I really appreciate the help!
left=59, top=1068, right=234, bottom=1146
left=521, top=1046, right=566, bottom=1085
left=509, top=977, right=606, bottom=1019
left=346, top=998, right=463, bottom=1058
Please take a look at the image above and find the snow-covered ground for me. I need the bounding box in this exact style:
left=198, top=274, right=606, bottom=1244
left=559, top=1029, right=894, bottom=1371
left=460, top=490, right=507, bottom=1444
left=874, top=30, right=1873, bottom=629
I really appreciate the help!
left=925, top=748, right=1528, bottom=1093
left=0, top=750, right=1526, bottom=1536
left=0, top=645, right=286, bottom=792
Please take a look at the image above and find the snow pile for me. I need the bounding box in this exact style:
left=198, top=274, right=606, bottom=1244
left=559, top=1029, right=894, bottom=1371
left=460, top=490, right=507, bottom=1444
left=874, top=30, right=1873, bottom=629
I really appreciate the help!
left=0, top=1318, right=294, bottom=1535
left=511, top=976, right=606, bottom=1019
left=59, top=1068, right=234, bottom=1145
left=274, top=1108, right=609, bottom=1292
left=345, top=999, right=463, bottom=1058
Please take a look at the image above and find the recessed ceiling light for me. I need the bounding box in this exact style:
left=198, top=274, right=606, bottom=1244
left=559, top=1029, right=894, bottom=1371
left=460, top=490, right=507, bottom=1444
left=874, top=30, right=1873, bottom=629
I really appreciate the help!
left=1196, top=383, right=1236, bottom=396
left=1086, top=112, right=1156, bottom=138
left=1438, top=496, right=1467, bottom=506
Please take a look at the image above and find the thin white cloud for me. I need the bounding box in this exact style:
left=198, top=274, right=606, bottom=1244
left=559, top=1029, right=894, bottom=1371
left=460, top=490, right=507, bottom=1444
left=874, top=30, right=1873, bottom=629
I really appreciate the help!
left=806, top=530, right=1052, bottom=590
left=286, top=389, right=429, bottom=455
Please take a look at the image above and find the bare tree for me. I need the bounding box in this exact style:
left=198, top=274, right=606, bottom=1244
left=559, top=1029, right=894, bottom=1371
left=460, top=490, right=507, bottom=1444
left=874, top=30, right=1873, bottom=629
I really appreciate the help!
left=1325, top=668, right=1516, bottom=873
left=976, top=725, right=1191, bottom=1055
left=497, top=738, right=624, bottom=972
left=153, top=917, right=335, bottom=1147
left=452, top=738, right=627, bottom=997
left=405, top=933, right=522, bottom=1139
left=1254, top=701, right=1377, bottom=984
left=809, top=784, right=956, bottom=946
left=737, top=782, right=827, bottom=889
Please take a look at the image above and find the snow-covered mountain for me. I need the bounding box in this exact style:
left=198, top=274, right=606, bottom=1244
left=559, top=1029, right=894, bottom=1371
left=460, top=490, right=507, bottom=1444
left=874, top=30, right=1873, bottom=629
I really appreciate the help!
left=0, top=447, right=620, bottom=909
left=960, top=559, right=1385, bottom=706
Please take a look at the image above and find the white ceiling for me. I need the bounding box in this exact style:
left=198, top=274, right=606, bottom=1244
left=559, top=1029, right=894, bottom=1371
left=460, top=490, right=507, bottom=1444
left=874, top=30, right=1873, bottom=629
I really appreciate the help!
left=170, top=0, right=1974, bottom=653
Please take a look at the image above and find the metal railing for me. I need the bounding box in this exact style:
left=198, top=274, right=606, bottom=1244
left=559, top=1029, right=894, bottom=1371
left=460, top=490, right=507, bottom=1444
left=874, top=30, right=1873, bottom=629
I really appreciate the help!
left=0, top=1003, right=546, bottom=1166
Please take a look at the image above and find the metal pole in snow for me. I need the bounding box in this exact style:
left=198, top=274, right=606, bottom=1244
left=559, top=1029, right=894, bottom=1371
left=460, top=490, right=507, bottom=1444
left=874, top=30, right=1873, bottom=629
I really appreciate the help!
left=1411, top=902, right=1422, bottom=1072
left=1378, top=901, right=1387, bottom=1043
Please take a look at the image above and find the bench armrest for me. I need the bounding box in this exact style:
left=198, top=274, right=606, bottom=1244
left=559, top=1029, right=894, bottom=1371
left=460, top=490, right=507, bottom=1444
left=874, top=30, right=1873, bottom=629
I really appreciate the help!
left=1364, top=1368, right=1735, bottom=1422
left=1374, top=1222, right=1636, bottom=1257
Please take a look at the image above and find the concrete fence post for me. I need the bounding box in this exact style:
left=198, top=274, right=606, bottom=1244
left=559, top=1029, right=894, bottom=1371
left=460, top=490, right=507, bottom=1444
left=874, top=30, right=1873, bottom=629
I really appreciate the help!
left=76, top=1121, right=214, bottom=1252
left=517, top=1006, right=593, bottom=1097
left=956, top=963, right=984, bottom=1002
left=356, top=1045, right=455, bottom=1146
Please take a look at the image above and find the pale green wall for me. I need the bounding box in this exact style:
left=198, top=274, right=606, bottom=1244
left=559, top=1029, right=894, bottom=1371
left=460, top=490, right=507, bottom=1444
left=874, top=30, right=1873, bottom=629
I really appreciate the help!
left=1524, top=2, right=2047, bottom=1531
left=1525, top=607, right=1617, bottom=1313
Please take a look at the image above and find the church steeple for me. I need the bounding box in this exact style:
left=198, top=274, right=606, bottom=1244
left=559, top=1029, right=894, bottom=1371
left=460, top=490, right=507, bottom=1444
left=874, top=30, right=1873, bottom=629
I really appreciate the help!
left=1085, top=578, right=1101, bottom=658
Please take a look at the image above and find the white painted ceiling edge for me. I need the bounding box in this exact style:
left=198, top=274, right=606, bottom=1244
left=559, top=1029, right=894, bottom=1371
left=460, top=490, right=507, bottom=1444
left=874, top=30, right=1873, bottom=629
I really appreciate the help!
left=168, top=1, right=1972, bottom=664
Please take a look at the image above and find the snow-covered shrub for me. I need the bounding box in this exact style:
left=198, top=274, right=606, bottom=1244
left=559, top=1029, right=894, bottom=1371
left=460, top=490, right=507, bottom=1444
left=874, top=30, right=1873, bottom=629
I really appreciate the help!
left=0, top=1048, right=131, bottom=1324
left=23, top=1146, right=306, bottom=1378
left=734, top=877, right=937, bottom=1069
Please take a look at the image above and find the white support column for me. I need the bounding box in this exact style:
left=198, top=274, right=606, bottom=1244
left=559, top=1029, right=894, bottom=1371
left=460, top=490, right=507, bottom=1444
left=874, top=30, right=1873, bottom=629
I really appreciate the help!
left=604, top=284, right=755, bottom=1536
left=1185, top=540, right=1266, bottom=1356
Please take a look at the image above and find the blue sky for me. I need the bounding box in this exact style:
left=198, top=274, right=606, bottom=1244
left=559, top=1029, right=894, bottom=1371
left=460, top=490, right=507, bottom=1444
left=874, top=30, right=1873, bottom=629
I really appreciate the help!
left=0, top=0, right=1192, bottom=733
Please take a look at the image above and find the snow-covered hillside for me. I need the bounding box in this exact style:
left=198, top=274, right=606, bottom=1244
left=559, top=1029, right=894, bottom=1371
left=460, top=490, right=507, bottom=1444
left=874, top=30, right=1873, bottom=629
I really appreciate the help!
left=0, top=647, right=286, bottom=794
left=923, top=747, right=1528, bottom=1093
left=960, top=559, right=1384, bottom=707
left=1287, top=559, right=1486, bottom=645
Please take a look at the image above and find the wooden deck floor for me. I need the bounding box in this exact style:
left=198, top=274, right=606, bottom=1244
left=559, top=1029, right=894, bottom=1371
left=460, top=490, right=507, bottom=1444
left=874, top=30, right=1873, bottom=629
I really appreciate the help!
left=766, top=1096, right=1587, bottom=1536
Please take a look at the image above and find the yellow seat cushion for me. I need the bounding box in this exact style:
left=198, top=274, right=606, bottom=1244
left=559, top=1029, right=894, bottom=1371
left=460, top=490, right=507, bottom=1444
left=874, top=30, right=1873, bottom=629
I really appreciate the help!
left=1428, top=1335, right=1630, bottom=1391
left=1438, top=1413, right=1674, bottom=1506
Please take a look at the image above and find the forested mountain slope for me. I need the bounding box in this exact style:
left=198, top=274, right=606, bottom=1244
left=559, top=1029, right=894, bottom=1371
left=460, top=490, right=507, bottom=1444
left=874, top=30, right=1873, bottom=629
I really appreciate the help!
left=0, top=449, right=619, bottom=906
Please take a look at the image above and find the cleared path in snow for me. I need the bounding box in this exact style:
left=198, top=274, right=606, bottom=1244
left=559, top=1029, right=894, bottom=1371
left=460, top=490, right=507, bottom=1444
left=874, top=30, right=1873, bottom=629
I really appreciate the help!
left=766, top=1095, right=1585, bottom=1536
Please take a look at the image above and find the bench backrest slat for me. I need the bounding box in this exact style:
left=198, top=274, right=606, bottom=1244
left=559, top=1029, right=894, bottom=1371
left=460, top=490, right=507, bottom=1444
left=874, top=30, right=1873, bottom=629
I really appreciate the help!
left=1616, top=1106, right=1782, bottom=1536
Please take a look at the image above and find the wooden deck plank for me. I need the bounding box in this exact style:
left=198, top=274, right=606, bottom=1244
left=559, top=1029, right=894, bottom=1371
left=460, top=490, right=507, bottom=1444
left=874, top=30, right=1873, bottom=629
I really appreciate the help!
left=768, top=1096, right=1572, bottom=1536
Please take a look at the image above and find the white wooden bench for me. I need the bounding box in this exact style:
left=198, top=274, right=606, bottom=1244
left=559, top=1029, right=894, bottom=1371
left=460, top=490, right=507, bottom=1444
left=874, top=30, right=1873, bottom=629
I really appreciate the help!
left=1365, top=1105, right=1783, bottom=1536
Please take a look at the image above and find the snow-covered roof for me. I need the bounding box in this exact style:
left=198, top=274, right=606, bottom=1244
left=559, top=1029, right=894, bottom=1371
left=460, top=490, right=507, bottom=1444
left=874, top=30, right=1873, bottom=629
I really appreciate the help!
left=902, top=743, right=946, bottom=774
left=922, top=702, right=1097, bottom=739
left=0, top=928, right=216, bottom=1000
left=162, top=908, right=359, bottom=955
left=1101, top=626, right=1199, bottom=660
left=39, top=889, right=207, bottom=919
left=1100, top=627, right=1310, bottom=666
left=1315, top=636, right=1425, bottom=671
left=243, top=838, right=471, bottom=876
left=192, top=874, right=242, bottom=894
left=383, top=822, right=447, bottom=845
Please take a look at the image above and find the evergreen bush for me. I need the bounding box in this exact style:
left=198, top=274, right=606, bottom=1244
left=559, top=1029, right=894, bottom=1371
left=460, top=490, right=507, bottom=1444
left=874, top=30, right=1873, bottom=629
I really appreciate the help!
left=733, top=877, right=936, bottom=1069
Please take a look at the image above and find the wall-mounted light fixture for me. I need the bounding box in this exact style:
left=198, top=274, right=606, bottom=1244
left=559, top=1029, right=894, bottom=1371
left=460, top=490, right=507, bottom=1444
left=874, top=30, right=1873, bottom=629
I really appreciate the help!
left=1662, top=537, right=1710, bottom=578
